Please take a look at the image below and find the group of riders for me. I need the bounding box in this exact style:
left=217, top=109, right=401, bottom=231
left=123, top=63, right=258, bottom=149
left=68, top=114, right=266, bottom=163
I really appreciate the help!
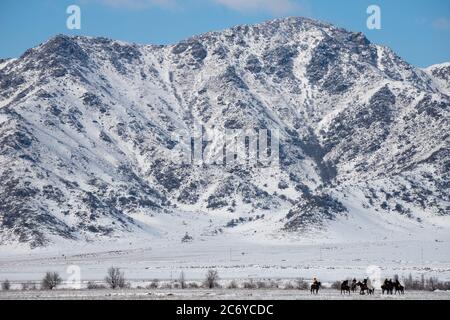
left=310, top=277, right=405, bottom=295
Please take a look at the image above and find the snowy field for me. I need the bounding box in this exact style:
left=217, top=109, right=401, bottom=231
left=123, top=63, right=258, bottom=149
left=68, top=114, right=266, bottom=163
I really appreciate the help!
left=1, top=288, right=449, bottom=300
left=1, top=237, right=450, bottom=284
left=1, top=209, right=450, bottom=300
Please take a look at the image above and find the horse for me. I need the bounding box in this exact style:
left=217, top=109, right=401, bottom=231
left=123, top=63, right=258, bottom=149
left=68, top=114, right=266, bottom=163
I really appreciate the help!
left=310, top=282, right=321, bottom=294
left=356, top=280, right=374, bottom=295
left=394, top=282, right=405, bottom=295
left=381, top=280, right=394, bottom=295
left=340, top=280, right=351, bottom=295
left=356, top=281, right=367, bottom=295
left=351, top=280, right=358, bottom=293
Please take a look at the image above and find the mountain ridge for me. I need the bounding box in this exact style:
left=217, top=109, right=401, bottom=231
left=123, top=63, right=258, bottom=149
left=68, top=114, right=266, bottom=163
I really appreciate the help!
left=0, top=17, right=449, bottom=248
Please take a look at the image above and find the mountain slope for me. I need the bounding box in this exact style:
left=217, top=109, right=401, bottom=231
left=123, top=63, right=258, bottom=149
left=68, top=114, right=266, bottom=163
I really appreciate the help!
left=0, top=17, right=449, bottom=248
left=424, top=62, right=450, bottom=95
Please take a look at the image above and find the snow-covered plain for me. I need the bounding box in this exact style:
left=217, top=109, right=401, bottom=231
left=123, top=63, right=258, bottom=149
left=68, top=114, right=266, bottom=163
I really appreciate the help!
left=1, top=209, right=449, bottom=285
left=1, top=288, right=449, bottom=300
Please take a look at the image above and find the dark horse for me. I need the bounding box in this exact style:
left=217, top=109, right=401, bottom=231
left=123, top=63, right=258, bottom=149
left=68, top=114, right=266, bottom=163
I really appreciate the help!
left=341, top=280, right=351, bottom=295
left=351, top=279, right=358, bottom=293
left=356, top=280, right=374, bottom=295
left=381, top=279, right=394, bottom=295
left=310, top=282, right=321, bottom=294
left=394, top=281, right=405, bottom=295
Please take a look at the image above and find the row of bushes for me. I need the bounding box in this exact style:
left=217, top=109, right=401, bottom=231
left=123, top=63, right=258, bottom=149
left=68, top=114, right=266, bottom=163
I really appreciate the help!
left=1, top=272, right=62, bottom=291
left=138, top=278, right=309, bottom=290
left=0, top=268, right=129, bottom=291
left=0, top=268, right=307, bottom=291
left=85, top=272, right=311, bottom=291
left=0, top=268, right=218, bottom=291
left=403, top=274, right=450, bottom=291
left=2, top=270, right=449, bottom=292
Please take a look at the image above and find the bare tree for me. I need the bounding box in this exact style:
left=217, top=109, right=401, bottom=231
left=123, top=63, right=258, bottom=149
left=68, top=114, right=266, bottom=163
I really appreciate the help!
left=105, top=267, right=126, bottom=289
left=179, top=271, right=186, bottom=289
left=204, top=269, right=219, bottom=289
left=2, top=279, right=11, bottom=291
left=41, top=272, right=62, bottom=290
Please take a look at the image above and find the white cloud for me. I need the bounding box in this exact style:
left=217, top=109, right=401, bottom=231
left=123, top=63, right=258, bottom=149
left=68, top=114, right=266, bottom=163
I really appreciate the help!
left=433, top=17, right=450, bottom=31
left=98, top=0, right=177, bottom=9
left=91, top=0, right=306, bottom=15
left=214, top=0, right=302, bottom=15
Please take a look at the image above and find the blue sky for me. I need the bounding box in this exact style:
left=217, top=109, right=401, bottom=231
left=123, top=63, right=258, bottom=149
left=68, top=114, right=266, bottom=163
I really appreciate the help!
left=0, top=0, right=449, bottom=67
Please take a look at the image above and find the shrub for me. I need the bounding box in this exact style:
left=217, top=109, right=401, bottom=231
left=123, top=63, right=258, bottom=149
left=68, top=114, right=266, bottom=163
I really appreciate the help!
left=105, top=267, right=126, bottom=289
left=21, top=282, right=37, bottom=291
left=2, top=279, right=11, bottom=291
left=284, top=282, right=295, bottom=290
left=256, top=281, right=268, bottom=289
left=188, top=282, right=200, bottom=289
left=269, top=280, right=279, bottom=289
left=87, top=281, right=106, bottom=290
left=227, top=280, right=238, bottom=289
left=204, top=269, right=219, bottom=289
left=147, top=279, right=159, bottom=289
left=243, top=280, right=257, bottom=289
left=181, top=232, right=193, bottom=243
left=41, top=272, right=62, bottom=290
left=296, top=278, right=309, bottom=290
left=331, top=281, right=341, bottom=290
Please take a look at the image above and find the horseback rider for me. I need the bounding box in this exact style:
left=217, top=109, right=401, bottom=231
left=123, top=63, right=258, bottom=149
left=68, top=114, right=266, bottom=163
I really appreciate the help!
left=382, top=278, right=393, bottom=294
left=341, top=279, right=351, bottom=294
left=351, top=278, right=357, bottom=292
left=313, top=277, right=319, bottom=286
left=310, top=277, right=321, bottom=294
left=394, top=279, right=405, bottom=294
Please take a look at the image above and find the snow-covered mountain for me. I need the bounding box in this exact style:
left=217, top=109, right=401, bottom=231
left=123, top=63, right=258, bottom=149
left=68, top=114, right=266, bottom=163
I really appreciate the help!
left=425, top=62, right=450, bottom=95
left=0, top=17, right=449, bottom=248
